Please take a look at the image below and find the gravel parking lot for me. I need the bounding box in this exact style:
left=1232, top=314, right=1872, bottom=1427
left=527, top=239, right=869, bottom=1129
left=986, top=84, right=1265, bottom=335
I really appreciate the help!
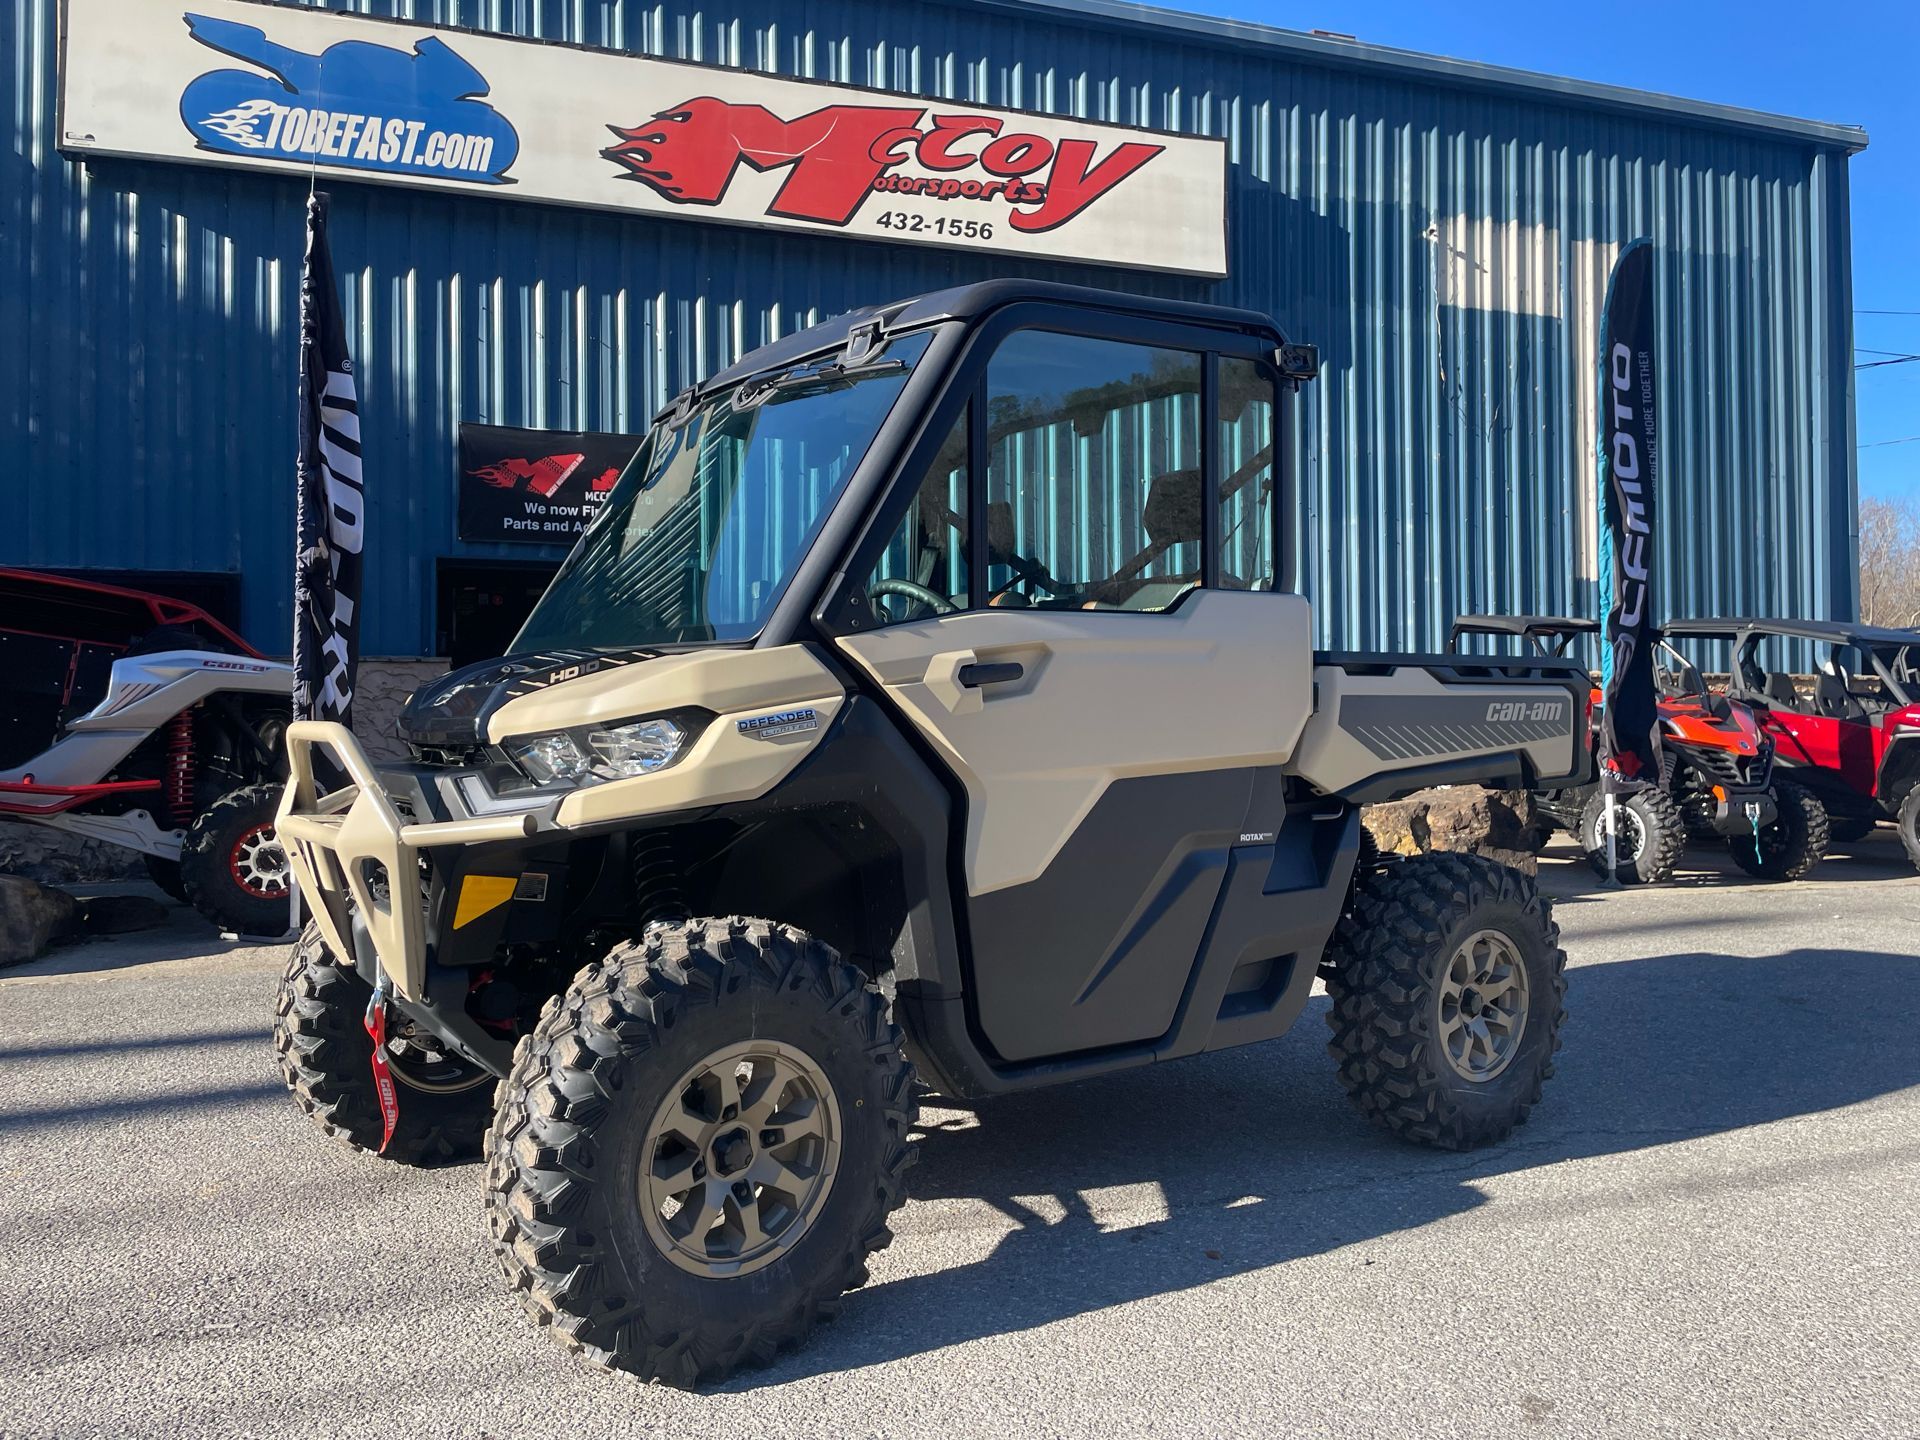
left=3, top=837, right=1918, bottom=1439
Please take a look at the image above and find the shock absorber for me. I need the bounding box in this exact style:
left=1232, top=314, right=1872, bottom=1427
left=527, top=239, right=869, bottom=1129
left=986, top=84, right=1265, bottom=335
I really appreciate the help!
left=628, top=828, right=688, bottom=932
left=163, top=709, right=196, bottom=828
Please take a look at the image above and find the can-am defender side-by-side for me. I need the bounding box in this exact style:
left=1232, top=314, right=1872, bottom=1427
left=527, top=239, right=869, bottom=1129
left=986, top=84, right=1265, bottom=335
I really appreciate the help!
left=1665, top=618, right=1920, bottom=864
left=1449, top=615, right=1828, bottom=883
left=0, top=569, right=294, bottom=933
left=274, top=283, right=1589, bottom=1386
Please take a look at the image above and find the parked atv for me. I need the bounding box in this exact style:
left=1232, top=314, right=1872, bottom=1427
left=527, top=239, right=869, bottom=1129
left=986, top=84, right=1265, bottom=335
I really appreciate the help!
left=0, top=569, right=293, bottom=933
left=1450, top=615, right=1828, bottom=883
left=275, top=282, right=1589, bottom=1386
left=1665, top=618, right=1920, bottom=864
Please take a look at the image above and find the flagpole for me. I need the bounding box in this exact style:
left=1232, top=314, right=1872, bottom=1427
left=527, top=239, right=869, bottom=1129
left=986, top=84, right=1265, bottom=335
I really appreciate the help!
left=284, top=104, right=323, bottom=942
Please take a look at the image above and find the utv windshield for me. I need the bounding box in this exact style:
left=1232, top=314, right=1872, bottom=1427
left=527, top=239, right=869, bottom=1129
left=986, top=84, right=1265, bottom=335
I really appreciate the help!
left=514, top=331, right=933, bottom=651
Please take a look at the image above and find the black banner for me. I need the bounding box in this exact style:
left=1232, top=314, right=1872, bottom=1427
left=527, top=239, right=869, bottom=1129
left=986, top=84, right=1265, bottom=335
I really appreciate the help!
left=457, top=424, right=638, bottom=544
left=1596, top=238, right=1661, bottom=793
left=292, top=192, right=364, bottom=730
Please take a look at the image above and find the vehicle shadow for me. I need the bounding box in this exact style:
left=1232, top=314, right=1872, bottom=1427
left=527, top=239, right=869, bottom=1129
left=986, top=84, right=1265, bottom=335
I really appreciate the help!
left=733, top=944, right=1920, bottom=1389
left=1533, top=832, right=1914, bottom=903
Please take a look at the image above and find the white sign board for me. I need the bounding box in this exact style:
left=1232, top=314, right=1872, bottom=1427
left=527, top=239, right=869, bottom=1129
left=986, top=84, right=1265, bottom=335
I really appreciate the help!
left=57, top=0, right=1230, bottom=277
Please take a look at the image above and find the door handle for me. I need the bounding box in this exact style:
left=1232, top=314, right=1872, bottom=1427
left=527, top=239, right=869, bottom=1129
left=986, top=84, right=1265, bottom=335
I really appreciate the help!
left=957, top=661, right=1024, bottom=688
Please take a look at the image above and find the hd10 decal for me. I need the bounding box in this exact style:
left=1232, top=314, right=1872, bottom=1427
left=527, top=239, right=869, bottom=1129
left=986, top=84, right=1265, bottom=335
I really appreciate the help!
left=58, top=0, right=1230, bottom=276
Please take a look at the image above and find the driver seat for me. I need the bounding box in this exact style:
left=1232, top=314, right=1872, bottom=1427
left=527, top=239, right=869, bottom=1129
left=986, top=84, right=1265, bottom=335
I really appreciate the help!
left=1118, top=470, right=1203, bottom=610
left=1657, top=659, right=1705, bottom=698
left=1815, top=660, right=1862, bottom=720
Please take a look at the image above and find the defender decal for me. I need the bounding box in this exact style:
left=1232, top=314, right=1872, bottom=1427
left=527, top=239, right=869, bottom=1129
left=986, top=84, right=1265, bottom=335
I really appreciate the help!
left=737, top=708, right=820, bottom=741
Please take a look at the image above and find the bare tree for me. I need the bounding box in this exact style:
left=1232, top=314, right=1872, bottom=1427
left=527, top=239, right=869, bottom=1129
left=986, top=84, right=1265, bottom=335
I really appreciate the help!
left=1857, top=496, right=1920, bottom=627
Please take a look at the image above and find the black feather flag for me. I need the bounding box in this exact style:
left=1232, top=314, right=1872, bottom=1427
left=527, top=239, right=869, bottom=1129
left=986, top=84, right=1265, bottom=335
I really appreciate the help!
left=1596, top=238, right=1661, bottom=797
left=292, top=192, right=365, bottom=733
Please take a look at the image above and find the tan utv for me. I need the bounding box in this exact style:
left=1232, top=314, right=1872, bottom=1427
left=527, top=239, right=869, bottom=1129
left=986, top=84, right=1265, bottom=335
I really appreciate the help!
left=274, top=281, right=1589, bottom=1386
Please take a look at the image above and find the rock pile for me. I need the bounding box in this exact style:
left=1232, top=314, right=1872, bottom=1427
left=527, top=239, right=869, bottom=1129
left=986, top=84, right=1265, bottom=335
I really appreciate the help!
left=1361, top=786, right=1545, bottom=875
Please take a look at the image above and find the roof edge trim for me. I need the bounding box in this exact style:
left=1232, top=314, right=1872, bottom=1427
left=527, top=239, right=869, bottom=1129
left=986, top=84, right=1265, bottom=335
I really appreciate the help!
left=960, top=0, right=1869, bottom=154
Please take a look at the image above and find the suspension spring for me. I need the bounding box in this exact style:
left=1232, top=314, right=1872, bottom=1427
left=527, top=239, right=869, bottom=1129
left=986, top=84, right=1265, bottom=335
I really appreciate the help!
left=163, top=709, right=196, bottom=827
left=629, top=828, right=689, bottom=932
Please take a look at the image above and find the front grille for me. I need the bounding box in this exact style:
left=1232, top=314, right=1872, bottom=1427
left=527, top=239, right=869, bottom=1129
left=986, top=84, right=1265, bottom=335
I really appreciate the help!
left=409, top=742, right=493, bottom=768
left=1678, top=739, right=1772, bottom=790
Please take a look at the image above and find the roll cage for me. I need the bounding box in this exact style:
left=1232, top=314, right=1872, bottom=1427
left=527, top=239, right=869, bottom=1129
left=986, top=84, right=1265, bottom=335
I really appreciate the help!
left=1664, top=618, right=1920, bottom=714
left=1448, top=615, right=1596, bottom=661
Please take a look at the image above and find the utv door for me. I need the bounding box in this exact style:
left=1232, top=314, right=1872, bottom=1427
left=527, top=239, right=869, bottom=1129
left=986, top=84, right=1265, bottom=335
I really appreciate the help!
left=831, top=319, right=1313, bottom=1064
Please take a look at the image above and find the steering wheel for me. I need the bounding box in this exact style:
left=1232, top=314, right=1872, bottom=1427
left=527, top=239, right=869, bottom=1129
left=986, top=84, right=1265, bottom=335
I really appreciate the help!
left=867, top=578, right=958, bottom=622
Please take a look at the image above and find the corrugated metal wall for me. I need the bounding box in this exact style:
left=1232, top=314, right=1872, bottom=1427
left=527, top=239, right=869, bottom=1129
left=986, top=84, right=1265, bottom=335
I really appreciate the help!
left=1, top=0, right=1860, bottom=656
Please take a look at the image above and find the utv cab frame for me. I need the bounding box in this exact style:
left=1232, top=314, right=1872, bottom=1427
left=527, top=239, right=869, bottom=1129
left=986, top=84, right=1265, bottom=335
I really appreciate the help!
left=275, top=282, right=1588, bottom=1385
left=1665, top=616, right=1920, bottom=859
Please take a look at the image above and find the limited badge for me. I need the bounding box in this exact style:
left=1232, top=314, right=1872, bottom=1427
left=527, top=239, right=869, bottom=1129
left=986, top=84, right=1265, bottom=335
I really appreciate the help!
left=737, top=708, right=819, bottom=741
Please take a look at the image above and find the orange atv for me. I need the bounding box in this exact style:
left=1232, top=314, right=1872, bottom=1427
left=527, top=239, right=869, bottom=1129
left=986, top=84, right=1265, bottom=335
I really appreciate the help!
left=1449, top=616, right=1828, bottom=883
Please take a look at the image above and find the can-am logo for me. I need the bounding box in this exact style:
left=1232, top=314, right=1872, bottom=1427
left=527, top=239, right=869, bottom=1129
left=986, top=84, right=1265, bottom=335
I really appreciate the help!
left=1485, top=700, right=1567, bottom=723
left=603, top=99, right=1165, bottom=233
left=177, top=12, right=519, bottom=184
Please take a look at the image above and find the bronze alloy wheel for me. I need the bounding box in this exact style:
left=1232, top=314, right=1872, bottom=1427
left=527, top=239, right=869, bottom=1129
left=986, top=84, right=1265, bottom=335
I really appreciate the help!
left=1435, top=928, right=1531, bottom=1082
left=639, top=1039, right=842, bottom=1279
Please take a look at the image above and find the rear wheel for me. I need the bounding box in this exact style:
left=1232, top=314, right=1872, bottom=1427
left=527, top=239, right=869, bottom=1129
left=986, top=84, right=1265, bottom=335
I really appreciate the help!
left=1896, top=788, right=1920, bottom=872
left=272, top=922, right=496, bottom=1164
left=1728, top=781, right=1828, bottom=881
left=486, top=917, right=917, bottom=1387
left=141, top=854, right=187, bottom=903
left=1324, top=853, right=1567, bottom=1150
left=1826, top=815, right=1876, bottom=844
left=1578, top=786, right=1683, bottom=884
left=1355, top=824, right=1382, bottom=872
left=179, top=783, right=290, bottom=935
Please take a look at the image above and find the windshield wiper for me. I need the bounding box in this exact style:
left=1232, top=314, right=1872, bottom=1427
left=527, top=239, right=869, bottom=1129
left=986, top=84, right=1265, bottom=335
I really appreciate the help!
left=731, top=357, right=908, bottom=411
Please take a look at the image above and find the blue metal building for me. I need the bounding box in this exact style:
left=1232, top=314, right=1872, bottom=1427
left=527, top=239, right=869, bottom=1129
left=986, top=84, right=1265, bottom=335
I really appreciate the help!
left=1, top=0, right=1866, bottom=657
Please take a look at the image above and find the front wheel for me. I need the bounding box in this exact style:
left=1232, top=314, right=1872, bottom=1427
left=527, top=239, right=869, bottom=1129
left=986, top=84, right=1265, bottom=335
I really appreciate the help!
left=179, top=782, right=290, bottom=935
left=1578, top=786, right=1684, bottom=884
left=485, top=918, right=918, bottom=1387
left=272, top=923, right=496, bottom=1165
left=1727, top=781, right=1829, bottom=881
left=1324, top=853, right=1567, bottom=1151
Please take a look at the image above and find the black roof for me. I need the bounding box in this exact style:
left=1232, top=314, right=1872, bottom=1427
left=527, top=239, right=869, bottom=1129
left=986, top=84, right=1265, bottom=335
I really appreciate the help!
left=1664, top=617, right=1920, bottom=647
left=695, top=281, right=1289, bottom=398
left=1450, top=614, right=1599, bottom=638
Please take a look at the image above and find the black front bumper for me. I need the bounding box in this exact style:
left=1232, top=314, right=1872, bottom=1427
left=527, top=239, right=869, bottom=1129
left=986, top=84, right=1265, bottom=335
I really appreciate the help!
left=1704, top=786, right=1777, bottom=835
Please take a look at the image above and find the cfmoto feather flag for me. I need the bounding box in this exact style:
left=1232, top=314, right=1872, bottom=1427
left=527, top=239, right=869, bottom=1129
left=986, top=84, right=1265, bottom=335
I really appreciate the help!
left=292, top=192, right=365, bottom=732
left=1596, top=238, right=1661, bottom=796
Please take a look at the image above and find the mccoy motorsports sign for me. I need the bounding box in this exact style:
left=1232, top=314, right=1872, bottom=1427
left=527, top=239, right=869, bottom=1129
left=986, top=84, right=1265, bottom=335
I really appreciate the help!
left=57, top=0, right=1230, bottom=276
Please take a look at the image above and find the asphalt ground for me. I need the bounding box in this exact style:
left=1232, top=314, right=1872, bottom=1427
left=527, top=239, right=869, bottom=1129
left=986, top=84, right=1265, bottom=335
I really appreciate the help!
left=2, top=834, right=1917, bottom=1439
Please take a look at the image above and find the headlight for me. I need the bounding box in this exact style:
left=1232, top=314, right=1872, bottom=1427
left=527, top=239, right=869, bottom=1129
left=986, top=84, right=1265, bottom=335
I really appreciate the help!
left=587, top=717, right=686, bottom=776
left=506, top=715, right=692, bottom=786
left=509, top=732, right=595, bottom=784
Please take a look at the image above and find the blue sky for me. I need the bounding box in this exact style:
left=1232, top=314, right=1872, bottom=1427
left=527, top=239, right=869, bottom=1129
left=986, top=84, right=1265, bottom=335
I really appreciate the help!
left=1178, top=0, right=1920, bottom=499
